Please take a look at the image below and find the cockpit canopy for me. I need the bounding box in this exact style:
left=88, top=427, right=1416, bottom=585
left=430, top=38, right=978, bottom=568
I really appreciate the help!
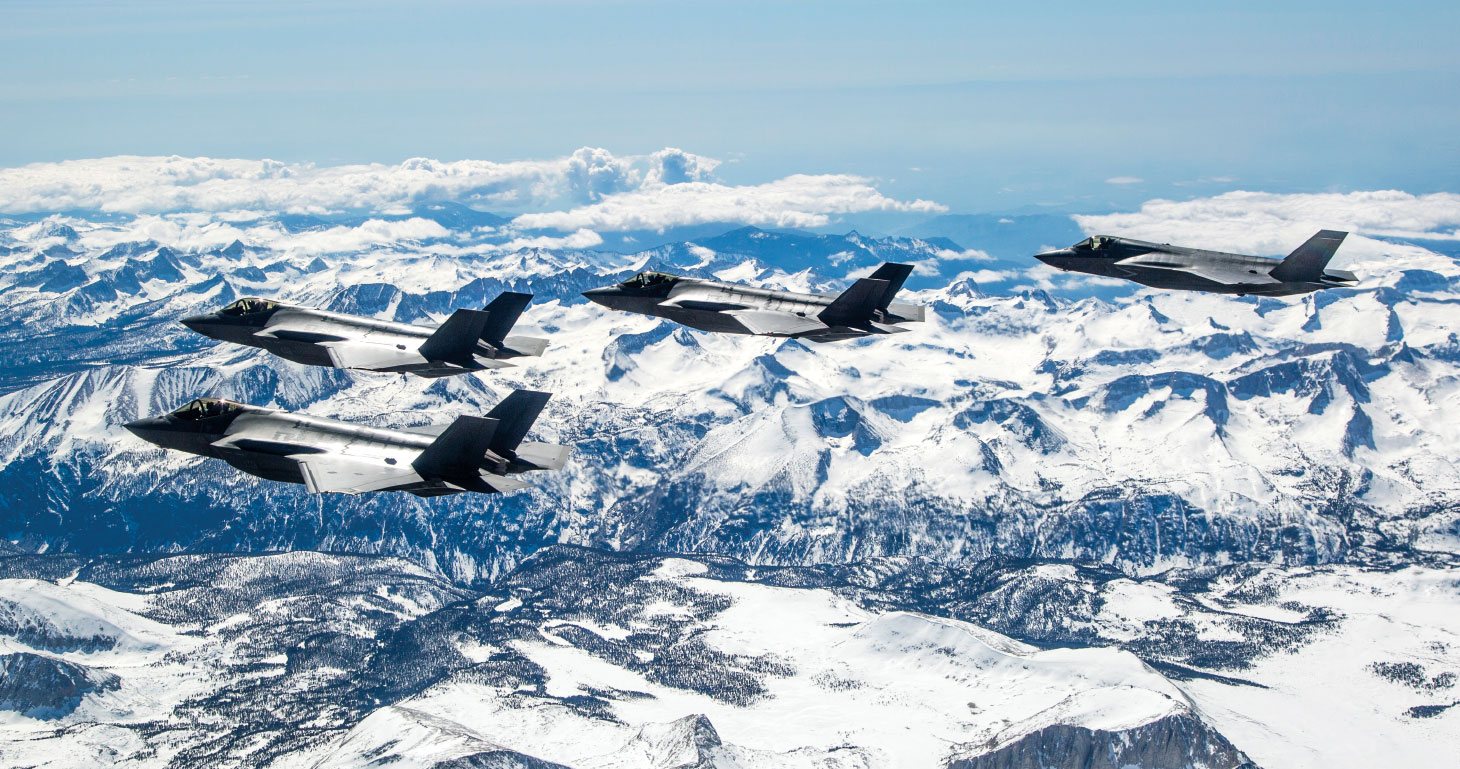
left=219, top=297, right=278, bottom=316
left=170, top=398, right=243, bottom=421
left=1073, top=236, right=1116, bottom=252
left=620, top=271, right=679, bottom=289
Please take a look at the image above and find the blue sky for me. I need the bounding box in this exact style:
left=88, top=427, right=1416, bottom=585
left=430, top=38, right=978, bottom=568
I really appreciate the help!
left=3, top=0, right=1457, bottom=213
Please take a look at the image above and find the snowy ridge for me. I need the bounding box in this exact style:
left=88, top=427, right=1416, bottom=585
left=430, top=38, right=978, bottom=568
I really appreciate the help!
left=2, top=212, right=1459, bottom=580
left=0, top=549, right=1265, bottom=769
left=0, top=205, right=1457, bottom=767
left=5, top=547, right=1452, bottom=768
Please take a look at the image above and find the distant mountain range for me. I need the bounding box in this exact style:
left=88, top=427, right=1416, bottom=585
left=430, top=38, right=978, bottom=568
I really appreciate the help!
left=0, top=208, right=1457, bottom=767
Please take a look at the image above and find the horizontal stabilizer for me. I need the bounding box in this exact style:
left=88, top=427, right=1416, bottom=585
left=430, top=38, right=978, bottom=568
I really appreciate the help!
left=1271, top=230, right=1347, bottom=282
left=501, top=334, right=548, bottom=358
left=480, top=473, right=531, bottom=493
left=486, top=390, right=552, bottom=455
left=885, top=300, right=925, bottom=323
left=412, top=415, right=500, bottom=478
left=515, top=441, right=570, bottom=472
left=818, top=278, right=891, bottom=324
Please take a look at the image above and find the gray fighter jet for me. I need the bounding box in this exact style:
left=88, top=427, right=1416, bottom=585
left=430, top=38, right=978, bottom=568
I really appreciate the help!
left=581, top=263, right=925, bottom=342
left=1034, top=230, right=1356, bottom=296
left=180, top=292, right=547, bottom=377
left=123, top=390, right=567, bottom=496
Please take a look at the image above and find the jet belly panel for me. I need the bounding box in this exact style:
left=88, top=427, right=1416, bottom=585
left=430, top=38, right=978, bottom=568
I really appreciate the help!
left=220, top=413, right=423, bottom=462
left=259, top=311, right=431, bottom=372
left=216, top=412, right=426, bottom=493
left=662, top=281, right=831, bottom=337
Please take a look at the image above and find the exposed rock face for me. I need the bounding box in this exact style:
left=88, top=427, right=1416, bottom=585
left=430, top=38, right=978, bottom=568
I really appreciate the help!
left=947, top=714, right=1258, bottom=769
left=0, top=651, right=119, bottom=718
left=2, top=213, right=1458, bottom=585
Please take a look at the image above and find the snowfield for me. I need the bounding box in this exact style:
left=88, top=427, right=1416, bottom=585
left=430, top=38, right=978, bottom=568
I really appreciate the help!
left=0, top=200, right=1457, bottom=767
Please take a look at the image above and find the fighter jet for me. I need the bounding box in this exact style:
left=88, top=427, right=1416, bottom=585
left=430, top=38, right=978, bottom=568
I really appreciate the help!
left=180, top=292, right=547, bottom=377
left=1034, top=230, right=1357, bottom=296
left=123, top=390, right=567, bottom=497
left=581, top=263, right=925, bottom=342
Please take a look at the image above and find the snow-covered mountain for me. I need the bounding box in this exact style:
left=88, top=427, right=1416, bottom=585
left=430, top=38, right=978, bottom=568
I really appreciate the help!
left=1, top=548, right=1455, bottom=768
left=0, top=210, right=1456, bottom=581
left=0, top=206, right=1458, bottom=767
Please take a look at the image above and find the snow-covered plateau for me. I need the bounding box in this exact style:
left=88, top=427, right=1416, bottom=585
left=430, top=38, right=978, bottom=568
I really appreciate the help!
left=0, top=204, right=1457, bottom=767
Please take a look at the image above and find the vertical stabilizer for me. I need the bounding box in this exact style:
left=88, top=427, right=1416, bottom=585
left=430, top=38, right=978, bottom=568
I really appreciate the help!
left=1271, top=230, right=1347, bottom=282
left=818, top=263, right=914, bottom=324
left=412, top=416, right=500, bottom=477
left=485, top=390, right=552, bottom=455
left=867, top=262, right=913, bottom=308
left=419, top=292, right=536, bottom=362
left=818, top=278, right=891, bottom=324
left=479, top=292, right=533, bottom=344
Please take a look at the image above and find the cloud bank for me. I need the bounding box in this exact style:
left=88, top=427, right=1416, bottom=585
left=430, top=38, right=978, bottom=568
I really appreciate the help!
left=0, top=155, right=562, bottom=215
left=1077, top=190, right=1460, bottom=250
left=513, top=174, right=945, bottom=232
left=0, top=149, right=936, bottom=234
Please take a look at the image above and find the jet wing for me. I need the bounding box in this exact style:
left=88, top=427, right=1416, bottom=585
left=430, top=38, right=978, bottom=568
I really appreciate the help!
left=294, top=454, right=423, bottom=494
left=724, top=310, right=827, bottom=337
left=1116, top=257, right=1268, bottom=287
left=1177, top=263, right=1270, bottom=285
left=318, top=341, right=413, bottom=370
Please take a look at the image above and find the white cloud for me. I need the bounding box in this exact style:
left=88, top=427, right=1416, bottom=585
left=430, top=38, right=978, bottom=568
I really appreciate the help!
left=512, top=174, right=946, bottom=232
left=953, top=268, right=1022, bottom=284
left=937, top=247, right=994, bottom=261
left=72, top=213, right=454, bottom=257
left=274, top=218, right=453, bottom=256
left=563, top=147, right=638, bottom=203
left=1105, top=176, right=1144, bottom=185
left=1077, top=190, right=1460, bottom=245
left=0, top=148, right=725, bottom=216
left=0, top=155, right=563, bottom=215
left=0, top=150, right=940, bottom=240
left=643, top=148, right=720, bottom=187
left=492, top=228, right=604, bottom=252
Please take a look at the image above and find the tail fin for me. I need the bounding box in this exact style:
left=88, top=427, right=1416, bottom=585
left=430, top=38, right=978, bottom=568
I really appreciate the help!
left=412, top=415, right=500, bottom=477
left=818, top=263, right=913, bottom=324
left=818, top=278, right=890, bottom=324
left=485, top=390, right=552, bottom=455
left=1271, top=230, right=1347, bottom=282
left=867, top=262, right=913, bottom=308
left=418, top=292, right=534, bottom=362
left=479, top=292, right=533, bottom=344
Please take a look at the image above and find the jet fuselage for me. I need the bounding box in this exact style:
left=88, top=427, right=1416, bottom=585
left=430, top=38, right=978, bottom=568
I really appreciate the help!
left=583, top=267, right=925, bottom=343
left=181, top=295, right=545, bottom=377
left=124, top=398, right=566, bottom=496
left=1035, top=234, right=1357, bottom=296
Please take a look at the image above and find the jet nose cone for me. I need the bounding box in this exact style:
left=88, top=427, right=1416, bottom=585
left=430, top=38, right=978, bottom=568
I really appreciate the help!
left=581, top=287, right=616, bottom=306
left=1034, top=249, right=1075, bottom=268
left=179, top=314, right=210, bottom=331
left=122, top=416, right=167, bottom=443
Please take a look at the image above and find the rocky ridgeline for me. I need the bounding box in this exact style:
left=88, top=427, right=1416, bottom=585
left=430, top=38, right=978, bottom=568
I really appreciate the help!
left=0, top=548, right=1276, bottom=769
left=1, top=213, right=1458, bottom=583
